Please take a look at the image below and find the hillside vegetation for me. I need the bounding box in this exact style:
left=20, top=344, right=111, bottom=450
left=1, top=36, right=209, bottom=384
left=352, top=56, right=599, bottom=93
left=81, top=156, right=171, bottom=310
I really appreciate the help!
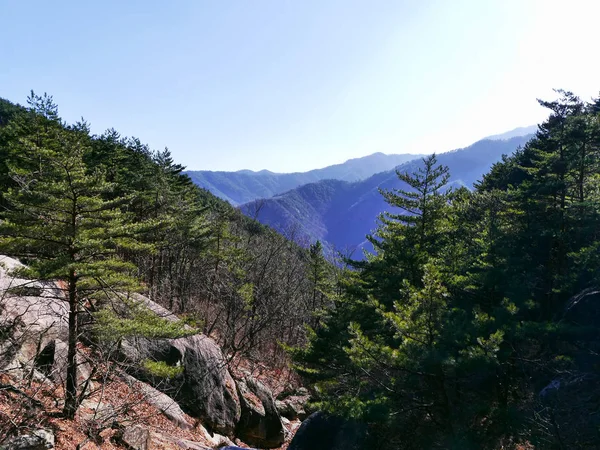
left=1, top=90, right=600, bottom=449
left=293, top=90, right=600, bottom=448
left=0, top=93, right=333, bottom=437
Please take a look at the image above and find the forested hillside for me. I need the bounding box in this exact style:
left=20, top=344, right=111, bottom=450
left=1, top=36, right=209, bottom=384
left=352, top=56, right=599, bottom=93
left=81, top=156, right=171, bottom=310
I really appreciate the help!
left=293, top=90, right=600, bottom=448
left=0, top=93, right=334, bottom=446
left=185, top=152, right=422, bottom=205
left=1, top=90, right=600, bottom=450
left=242, top=135, right=533, bottom=253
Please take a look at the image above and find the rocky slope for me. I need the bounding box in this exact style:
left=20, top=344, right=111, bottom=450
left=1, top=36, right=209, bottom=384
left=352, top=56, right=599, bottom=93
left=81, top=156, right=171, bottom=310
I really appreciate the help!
left=0, top=255, right=307, bottom=449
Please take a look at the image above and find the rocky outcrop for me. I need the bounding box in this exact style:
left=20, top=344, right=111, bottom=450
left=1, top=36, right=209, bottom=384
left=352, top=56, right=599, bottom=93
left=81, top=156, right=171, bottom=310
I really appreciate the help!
left=276, top=393, right=309, bottom=421
left=236, top=376, right=285, bottom=448
left=288, top=412, right=367, bottom=450
left=34, top=338, right=92, bottom=388
left=0, top=256, right=293, bottom=445
left=117, top=298, right=241, bottom=437
left=121, top=372, right=193, bottom=429
left=0, top=256, right=68, bottom=374
left=122, top=334, right=241, bottom=436
left=1, top=429, right=54, bottom=449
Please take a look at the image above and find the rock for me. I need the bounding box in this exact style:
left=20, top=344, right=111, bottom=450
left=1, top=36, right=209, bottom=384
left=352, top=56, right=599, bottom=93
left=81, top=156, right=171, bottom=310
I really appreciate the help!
left=236, top=377, right=285, bottom=448
left=79, top=398, right=116, bottom=425
left=122, top=373, right=193, bottom=429
left=120, top=299, right=241, bottom=436
left=196, top=424, right=234, bottom=448
left=275, top=394, right=309, bottom=420
left=0, top=256, right=68, bottom=373
left=34, top=339, right=92, bottom=388
left=297, top=387, right=309, bottom=396
left=176, top=335, right=240, bottom=435
left=288, top=412, right=367, bottom=450
left=117, top=424, right=211, bottom=450
left=1, top=429, right=55, bottom=449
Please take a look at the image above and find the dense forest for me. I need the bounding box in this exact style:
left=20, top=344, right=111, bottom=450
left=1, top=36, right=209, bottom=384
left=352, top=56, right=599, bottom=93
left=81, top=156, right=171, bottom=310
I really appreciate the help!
left=294, top=90, right=600, bottom=448
left=1, top=90, right=599, bottom=449
left=0, top=92, right=334, bottom=421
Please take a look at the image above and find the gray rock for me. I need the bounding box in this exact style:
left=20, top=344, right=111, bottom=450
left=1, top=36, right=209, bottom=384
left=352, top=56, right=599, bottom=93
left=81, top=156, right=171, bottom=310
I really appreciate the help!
left=177, top=335, right=240, bottom=435
left=1, top=429, right=54, bottom=449
left=117, top=424, right=212, bottom=450
left=119, top=300, right=241, bottom=436
left=0, top=256, right=69, bottom=372
left=79, top=398, right=116, bottom=425
left=34, top=339, right=92, bottom=389
left=121, top=373, right=193, bottom=429
left=236, top=377, right=285, bottom=448
left=275, top=394, right=309, bottom=420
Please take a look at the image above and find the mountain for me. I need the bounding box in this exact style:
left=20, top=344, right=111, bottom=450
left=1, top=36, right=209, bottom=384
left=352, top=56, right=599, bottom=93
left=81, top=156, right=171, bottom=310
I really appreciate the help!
left=240, top=135, right=534, bottom=254
left=185, top=152, right=423, bottom=205
left=484, top=125, right=538, bottom=141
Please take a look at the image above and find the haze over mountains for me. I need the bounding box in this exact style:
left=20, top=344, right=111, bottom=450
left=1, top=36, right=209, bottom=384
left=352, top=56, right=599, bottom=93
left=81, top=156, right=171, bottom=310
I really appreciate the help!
left=187, top=127, right=536, bottom=253
left=239, top=133, right=534, bottom=253
left=185, top=152, right=423, bottom=205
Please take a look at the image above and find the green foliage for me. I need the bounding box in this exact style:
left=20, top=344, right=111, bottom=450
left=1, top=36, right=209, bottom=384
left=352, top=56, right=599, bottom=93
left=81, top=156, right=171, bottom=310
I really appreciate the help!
left=93, top=299, right=197, bottom=343
left=0, top=92, right=336, bottom=420
left=295, top=92, right=600, bottom=448
left=141, top=359, right=184, bottom=378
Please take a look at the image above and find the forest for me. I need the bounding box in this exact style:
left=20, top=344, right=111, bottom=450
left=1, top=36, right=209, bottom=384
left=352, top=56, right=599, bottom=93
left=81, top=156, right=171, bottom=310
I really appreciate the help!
left=0, top=90, right=599, bottom=449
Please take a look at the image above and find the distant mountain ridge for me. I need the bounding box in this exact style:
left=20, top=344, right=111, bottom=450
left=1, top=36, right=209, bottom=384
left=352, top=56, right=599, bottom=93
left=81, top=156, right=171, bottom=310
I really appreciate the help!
left=483, top=125, right=538, bottom=141
left=240, top=134, right=535, bottom=253
left=185, top=152, right=423, bottom=205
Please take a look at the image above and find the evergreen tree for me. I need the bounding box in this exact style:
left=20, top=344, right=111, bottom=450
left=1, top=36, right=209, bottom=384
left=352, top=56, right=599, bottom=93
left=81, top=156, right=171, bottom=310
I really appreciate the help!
left=0, top=101, right=169, bottom=417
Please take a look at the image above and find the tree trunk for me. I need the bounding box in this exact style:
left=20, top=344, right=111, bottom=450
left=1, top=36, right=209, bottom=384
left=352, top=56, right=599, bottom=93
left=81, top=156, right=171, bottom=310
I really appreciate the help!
left=63, top=273, right=79, bottom=418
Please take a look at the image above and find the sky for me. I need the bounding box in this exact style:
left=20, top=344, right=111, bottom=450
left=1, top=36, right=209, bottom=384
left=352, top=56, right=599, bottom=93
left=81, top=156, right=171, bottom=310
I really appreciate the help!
left=1, top=1, right=600, bottom=173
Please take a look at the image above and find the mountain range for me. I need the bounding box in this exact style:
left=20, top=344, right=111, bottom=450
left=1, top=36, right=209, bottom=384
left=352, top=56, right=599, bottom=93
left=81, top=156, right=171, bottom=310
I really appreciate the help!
left=185, top=152, right=423, bottom=205
left=238, top=134, right=534, bottom=254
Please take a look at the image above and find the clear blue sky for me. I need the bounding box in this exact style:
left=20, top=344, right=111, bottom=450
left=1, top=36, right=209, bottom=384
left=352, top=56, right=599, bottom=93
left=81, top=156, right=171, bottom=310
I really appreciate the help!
left=1, top=0, right=599, bottom=172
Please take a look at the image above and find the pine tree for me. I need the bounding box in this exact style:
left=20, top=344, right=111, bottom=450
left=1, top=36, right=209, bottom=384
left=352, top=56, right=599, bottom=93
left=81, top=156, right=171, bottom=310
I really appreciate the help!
left=0, top=109, right=157, bottom=417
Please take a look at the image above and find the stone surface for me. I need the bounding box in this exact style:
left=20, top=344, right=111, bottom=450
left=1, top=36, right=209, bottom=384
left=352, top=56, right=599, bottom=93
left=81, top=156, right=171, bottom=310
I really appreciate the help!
left=0, top=256, right=68, bottom=372
left=117, top=424, right=212, bottom=450
left=34, top=339, right=92, bottom=388
left=120, top=298, right=241, bottom=436
left=120, top=425, right=150, bottom=450
left=236, top=376, right=285, bottom=448
left=79, top=398, right=116, bottom=425
left=122, top=373, right=193, bottom=429
left=1, top=429, right=55, bottom=449
left=275, top=394, right=309, bottom=421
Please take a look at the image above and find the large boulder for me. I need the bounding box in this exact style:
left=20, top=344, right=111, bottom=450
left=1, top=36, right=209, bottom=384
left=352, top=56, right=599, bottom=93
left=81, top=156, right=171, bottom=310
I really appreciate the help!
left=118, top=298, right=241, bottom=436
left=275, top=392, right=309, bottom=421
left=0, top=256, right=68, bottom=373
left=288, top=412, right=367, bottom=450
left=121, top=373, right=193, bottom=429
left=117, top=424, right=212, bottom=450
left=34, top=338, right=92, bottom=389
left=235, top=376, right=285, bottom=448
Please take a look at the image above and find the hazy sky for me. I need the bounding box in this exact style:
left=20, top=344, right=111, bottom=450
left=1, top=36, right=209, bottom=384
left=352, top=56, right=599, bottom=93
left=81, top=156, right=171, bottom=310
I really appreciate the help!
left=2, top=1, right=599, bottom=172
